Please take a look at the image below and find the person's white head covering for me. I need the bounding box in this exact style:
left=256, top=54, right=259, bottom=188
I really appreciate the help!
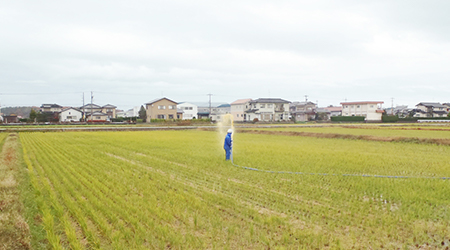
left=227, top=129, right=233, bottom=133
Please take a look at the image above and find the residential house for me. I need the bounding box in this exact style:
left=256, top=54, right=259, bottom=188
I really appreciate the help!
left=40, top=104, right=63, bottom=113
left=341, top=101, right=384, bottom=121
left=414, top=102, right=449, bottom=118
left=245, top=98, right=291, bottom=122
left=177, top=102, right=198, bottom=120
left=324, top=106, right=342, bottom=116
left=316, top=108, right=332, bottom=121
left=385, top=105, right=412, bottom=118
left=117, top=107, right=140, bottom=118
left=197, top=107, right=210, bottom=119
left=145, top=97, right=178, bottom=121
left=231, top=98, right=252, bottom=122
left=59, top=108, right=82, bottom=122
left=443, top=103, right=450, bottom=112
left=211, top=104, right=231, bottom=122
left=177, top=109, right=183, bottom=119
left=3, top=114, right=19, bottom=123
left=289, top=101, right=317, bottom=122
left=102, top=104, right=117, bottom=120
left=116, top=109, right=126, bottom=117
left=80, top=103, right=102, bottom=121
left=79, top=103, right=117, bottom=121
left=87, top=112, right=108, bottom=122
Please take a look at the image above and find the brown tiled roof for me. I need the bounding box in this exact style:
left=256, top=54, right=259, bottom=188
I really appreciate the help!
left=231, top=98, right=252, bottom=105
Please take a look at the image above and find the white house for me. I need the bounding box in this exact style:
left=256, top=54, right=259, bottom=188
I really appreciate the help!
left=231, top=98, right=252, bottom=122
left=41, top=104, right=63, bottom=113
left=245, top=98, right=291, bottom=122
left=340, top=101, right=384, bottom=121
left=177, top=102, right=198, bottom=120
left=414, top=102, right=448, bottom=118
left=59, top=108, right=82, bottom=122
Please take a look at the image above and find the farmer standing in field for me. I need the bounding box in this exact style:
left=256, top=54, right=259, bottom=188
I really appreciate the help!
left=224, top=129, right=233, bottom=161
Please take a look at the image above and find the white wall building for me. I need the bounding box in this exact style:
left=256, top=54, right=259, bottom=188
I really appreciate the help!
left=245, top=98, right=291, bottom=122
left=231, top=98, right=252, bottom=122
left=59, top=108, right=82, bottom=122
left=177, top=102, right=198, bottom=120
left=341, top=101, right=384, bottom=121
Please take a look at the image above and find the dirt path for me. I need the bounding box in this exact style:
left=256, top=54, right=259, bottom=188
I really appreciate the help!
left=0, top=133, right=31, bottom=249
left=239, top=129, right=450, bottom=146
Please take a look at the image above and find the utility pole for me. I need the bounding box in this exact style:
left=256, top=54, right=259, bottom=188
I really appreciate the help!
left=391, top=97, right=394, bottom=115
left=208, top=93, right=212, bottom=120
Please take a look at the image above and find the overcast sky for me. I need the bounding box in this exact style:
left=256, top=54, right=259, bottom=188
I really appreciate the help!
left=1, top=0, right=449, bottom=110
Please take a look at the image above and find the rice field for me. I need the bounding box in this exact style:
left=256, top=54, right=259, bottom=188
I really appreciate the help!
left=18, top=129, right=450, bottom=249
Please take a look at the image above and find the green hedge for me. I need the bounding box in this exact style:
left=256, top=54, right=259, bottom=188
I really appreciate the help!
left=331, top=116, right=365, bottom=122
left=398, top=117, right=418, bottom=122
left=382, top=115, right=399, bottom=123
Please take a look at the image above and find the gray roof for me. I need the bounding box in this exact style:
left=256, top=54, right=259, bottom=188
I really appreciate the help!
left=290, top=101, right=316, bottom=107
left=41, top=103, right=62, bottom=108
left=416, top=102, right=447, bottom=108
left=80, top=103, right=102, bottom=109
left=102, top=104, right=117, bottom=108
left=145, top=97, right=178, bottom=105
left=61, top=107, right=82, bottom=112
left=249, top=98, right=290, bottom=104
left=217, top=104, right=231, bottom=108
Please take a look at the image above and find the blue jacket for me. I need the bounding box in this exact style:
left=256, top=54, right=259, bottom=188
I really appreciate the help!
left=224, top=133, right=232, bottom=150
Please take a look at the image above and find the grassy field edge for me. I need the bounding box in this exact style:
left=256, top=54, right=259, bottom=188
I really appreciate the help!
left=17, top=133, right=48, bottom=249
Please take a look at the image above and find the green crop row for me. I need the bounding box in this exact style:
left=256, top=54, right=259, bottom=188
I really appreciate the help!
left=20, top=130, right=450, bottom=248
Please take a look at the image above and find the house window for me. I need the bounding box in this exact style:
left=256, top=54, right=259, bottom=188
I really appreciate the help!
left=158, top=105, right=165, bottom=109
left=168, top=105, right=176, bottom=109
left=260, top=104, right=265, bottom=108
left=96, top=116, right=101, bottom=120
left=168, top=114, right=174, bottom=119
left=345, top=106, right=348, bottom=108
left=357, top=105, right=360, bottom=108
left=236, top=114, right=239, bottom=117
left=370, top=105, right=374, bottom=108
left=268, top=104, right=273, bottom=108
left=157, top=115, right=165, bottom=119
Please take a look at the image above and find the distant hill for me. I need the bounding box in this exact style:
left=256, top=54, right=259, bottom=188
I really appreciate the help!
left=1, top=106, right=39, bottom=118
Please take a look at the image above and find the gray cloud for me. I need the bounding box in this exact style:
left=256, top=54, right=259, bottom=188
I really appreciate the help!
left=1, top=0, right=449, bottom=109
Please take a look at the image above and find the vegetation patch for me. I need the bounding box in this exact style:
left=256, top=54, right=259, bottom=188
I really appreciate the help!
left=239, top=129, right=450, bottom=146
left=0, top=133, right=32, bottom=249
left=17, top=130, right=450, bottom=248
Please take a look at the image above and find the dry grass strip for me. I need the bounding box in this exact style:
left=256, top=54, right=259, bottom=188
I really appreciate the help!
left=0, top=134, right=31, bottom=249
